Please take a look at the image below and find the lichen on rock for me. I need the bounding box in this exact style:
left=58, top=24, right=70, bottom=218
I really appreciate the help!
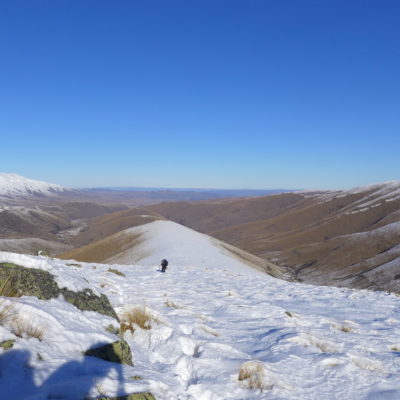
left=0, top=339, right=15, bottom=350
left=0, top=263, right=117, bottom=319
left=84, top=340, right=133, bottom=365
left=94, top=393, right=156, bottom=400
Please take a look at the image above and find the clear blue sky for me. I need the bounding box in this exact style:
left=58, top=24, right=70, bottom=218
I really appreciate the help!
left=1, top=0, right=399, bottom=189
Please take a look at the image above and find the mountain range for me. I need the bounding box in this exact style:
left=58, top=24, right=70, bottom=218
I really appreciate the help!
left=1, top=173, right=400, bottom=293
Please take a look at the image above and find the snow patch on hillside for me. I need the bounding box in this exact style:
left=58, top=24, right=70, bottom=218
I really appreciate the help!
left=315, top=180, right=400, bottom=209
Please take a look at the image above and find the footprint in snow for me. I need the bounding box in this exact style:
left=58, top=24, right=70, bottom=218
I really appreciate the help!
left=179, top=336, right=201, bottom=358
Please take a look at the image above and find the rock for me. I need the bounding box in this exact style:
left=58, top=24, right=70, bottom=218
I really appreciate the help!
left=105, top=324, right=120, bottom=335
left=61, top=288, right=117, bottom=319
left=0, top=340, right=15, bottom=350
left=95, top=393, right=156, bottom=400
left=84, top=340, right=133, bottom=366
left=0, top=263, right=117, bottom=319
left=0, top=263, right=59, bottom=299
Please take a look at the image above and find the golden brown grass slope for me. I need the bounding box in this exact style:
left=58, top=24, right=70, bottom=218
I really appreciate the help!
left=66, top=207, right=164, bottom=247
left=58, top=230, right=145, bottom=263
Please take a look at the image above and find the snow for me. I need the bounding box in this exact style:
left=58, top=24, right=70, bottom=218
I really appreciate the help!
left=315, top=180, right=400, bottom=211
left=0, top=173, right=68, bottom=197
left=106, top=220, right=271, bottom=274
left=2, top=240, right=400, bottom=398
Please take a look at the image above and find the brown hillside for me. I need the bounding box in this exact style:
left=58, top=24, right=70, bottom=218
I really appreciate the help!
left=149, top=193, right=308, bottom=233
left=66, top=207, right=164, bottom=247
left=59, top=230, right=144, bottom=263
left=149, top=185, right=400, bottom=293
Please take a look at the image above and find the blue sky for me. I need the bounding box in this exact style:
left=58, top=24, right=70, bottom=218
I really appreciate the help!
left=1, top=0, right=399, bottom=189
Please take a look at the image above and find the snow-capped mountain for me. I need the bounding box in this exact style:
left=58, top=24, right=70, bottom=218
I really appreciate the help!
left=0, top=173, right=69, bottom=199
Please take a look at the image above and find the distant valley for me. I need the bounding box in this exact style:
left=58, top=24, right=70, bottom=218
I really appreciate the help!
left=1, top=173, right=400, bottom=294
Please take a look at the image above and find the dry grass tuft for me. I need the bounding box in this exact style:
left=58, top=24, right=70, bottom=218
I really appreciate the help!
left=200, top=325, right=219, bottom=337
left=332, top=322, right=355, bottom=333
left=0, top=301, right=15, bottom=325
left=66, top=263, right=81, bottom=268
left=338, top=325, right=353, bottom=333
left=0, top=277, right=18, bottom=325
left=120, top=306, right=158, bottom=333
left=107, top=268, right=126, bottom=277
left=285, top=311, right=294, bottom=318
left=165, top=299, right=182, bottom=309
left=238, top=360, right=267, bottom=391
left=11, top=317, right=44, bottom=340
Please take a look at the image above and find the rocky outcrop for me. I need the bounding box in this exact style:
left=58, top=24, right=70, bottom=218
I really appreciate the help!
left=0, top=263, right=117, bottom=319
left=84, top=340, right=133, bottom=366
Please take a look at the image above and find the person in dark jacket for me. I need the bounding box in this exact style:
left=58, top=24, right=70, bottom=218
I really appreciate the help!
left=161, top=259, right=168, bottom=273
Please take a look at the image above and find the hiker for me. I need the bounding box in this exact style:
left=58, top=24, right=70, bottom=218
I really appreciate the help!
left=161, top=259, right=168, bottom=273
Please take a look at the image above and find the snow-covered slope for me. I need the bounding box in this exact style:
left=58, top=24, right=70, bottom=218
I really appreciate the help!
left=60, top=220, right=284, bottom=277
left=0, top=173, right=68, bottom=199
left=1, top=251, right=400, bottom=399
left=315, top=180, right=400, bottom=209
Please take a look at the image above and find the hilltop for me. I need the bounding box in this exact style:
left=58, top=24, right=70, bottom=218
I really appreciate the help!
left=59, top=220, right=284, bottom=278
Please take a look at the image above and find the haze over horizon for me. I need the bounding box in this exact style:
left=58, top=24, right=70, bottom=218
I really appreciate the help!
left=1, top=1, right=399, bottom=190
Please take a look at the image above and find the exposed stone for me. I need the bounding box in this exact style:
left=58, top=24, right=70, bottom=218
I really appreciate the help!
left=84, top=340, right=133, bottom=366
left=0, top=263, right=117, bottom=319
left=0, top=339, right=15, bottom=350
left=129, top=375, right=143, bottom=380
left=0, top=263, right=59, bottom=299
left=61, top=288, right=117, bottom=319
left=105, top=324, right=120, bottom=335
left=96, top=393, right=155, bottom=400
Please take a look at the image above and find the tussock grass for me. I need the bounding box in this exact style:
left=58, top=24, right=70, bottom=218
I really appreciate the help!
left=238, top=360, right=267, bottom=391
left=66, top=263, right=81, bottom=268
left=284, top=311, right=294, bottom=318
left=332, top=321, right=355, bottom=333
left=11, top=318, right=44, bottom=340
left=338, top=325, right=353, bottom=333
left=107, top=268, right=126, bottom=277
left=0, top=303, right=15, bottom=325
left=0, top=277, right=17, bottom=325
left=120, top=306, right=158, bottom=333
left=200, top=325, right=219, bottom=337
left=165, top=299, right=182, bottom=309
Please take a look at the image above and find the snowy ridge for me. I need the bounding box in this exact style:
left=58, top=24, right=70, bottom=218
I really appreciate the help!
left=104, top=220, right=279, bottom=275
left=314, top=180, right=400, bottom=211
left=2, top=251, right=400, bottom=399
left=0, top=173, right=68, bottom=197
